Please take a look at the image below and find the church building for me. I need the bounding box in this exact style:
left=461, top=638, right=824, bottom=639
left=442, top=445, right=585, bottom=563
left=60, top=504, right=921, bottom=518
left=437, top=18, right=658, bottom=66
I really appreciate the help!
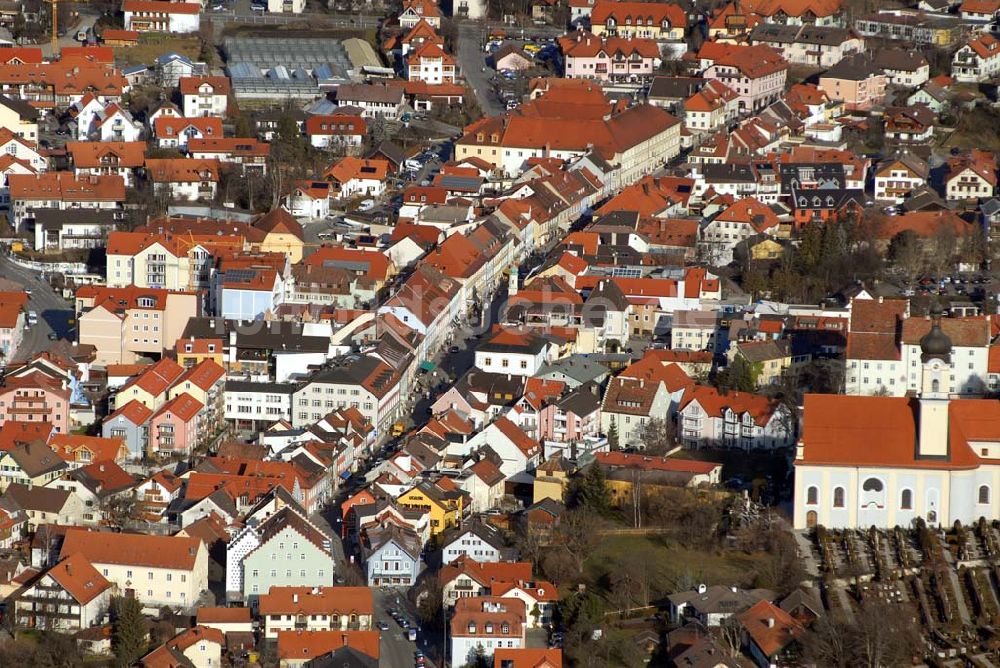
left=794, top=309, right=1000, bottom=529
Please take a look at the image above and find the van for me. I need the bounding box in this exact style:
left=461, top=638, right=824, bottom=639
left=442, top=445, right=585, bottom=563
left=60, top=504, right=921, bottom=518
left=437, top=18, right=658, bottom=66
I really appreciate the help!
left=407, top=628, right=417, bottom=642
left=358, top=199, right=376, bottom=212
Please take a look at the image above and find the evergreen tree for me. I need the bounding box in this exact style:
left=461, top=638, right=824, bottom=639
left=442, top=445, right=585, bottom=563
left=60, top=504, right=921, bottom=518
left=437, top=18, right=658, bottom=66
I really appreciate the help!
left=577, top=462, right=611, bottom=513
left=112, top=596, right=147, bottom=668
left=607, top=417, right=619, bottom=450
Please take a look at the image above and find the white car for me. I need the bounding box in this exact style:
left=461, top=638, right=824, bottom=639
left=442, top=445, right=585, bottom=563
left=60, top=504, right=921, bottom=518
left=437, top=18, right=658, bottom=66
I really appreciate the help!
left=358, top=199, right=376, bottom=212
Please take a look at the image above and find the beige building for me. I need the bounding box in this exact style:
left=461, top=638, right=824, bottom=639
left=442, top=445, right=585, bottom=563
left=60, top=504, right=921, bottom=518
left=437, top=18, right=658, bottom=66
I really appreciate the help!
left=60, top=529, right=208, bottom=608
left=76, top=286, right=199, bottom=364
left=259, top=586, right=374, bottom=639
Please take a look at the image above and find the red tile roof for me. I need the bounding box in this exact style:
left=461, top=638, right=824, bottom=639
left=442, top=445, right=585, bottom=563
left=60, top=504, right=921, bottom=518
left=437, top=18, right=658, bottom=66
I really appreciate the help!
left=178, top=75, right=230, bottom=95
left=276, top=630, right=380, bottom=661
left=45, top=552, right=111, bottom=605
left=737, top=600, right=805, bottom=657
left=60, top=528, right=203, bottom=570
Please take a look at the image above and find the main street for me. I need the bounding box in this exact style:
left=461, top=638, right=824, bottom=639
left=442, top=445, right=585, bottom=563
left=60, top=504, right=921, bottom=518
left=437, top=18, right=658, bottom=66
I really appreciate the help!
left=0, top=253, right=75, bottom=362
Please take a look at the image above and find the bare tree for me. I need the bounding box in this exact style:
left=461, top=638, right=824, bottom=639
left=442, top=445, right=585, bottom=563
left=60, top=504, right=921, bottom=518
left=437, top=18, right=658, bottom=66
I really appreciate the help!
left=638, top=417, right=676, bottom=455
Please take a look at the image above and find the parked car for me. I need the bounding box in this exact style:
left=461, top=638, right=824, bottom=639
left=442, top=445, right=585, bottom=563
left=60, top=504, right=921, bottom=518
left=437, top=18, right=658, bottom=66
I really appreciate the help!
left=358, top=199, right=376, bottom=212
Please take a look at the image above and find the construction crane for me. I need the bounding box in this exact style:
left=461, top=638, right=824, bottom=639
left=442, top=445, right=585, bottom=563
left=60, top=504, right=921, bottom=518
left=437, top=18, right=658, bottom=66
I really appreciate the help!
left=45, top=0, right=60, bottom=55
left=44, top=0, right=90, bottom=56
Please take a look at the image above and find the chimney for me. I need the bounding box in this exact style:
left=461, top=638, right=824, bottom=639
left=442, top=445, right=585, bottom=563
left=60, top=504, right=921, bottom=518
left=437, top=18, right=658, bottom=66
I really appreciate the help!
left=766, top=617, right=775, bottom=628
left=731, top=585, right=738, bottom=593
left=697, top=583, right=707, bottom=594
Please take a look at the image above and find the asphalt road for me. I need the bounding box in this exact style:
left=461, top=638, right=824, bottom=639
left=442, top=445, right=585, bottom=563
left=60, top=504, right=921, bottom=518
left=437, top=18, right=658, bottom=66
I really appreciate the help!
left=373, top=588, right=424, bottom=668
left=457, top=22, right=505, bottom=116
left=0, top=253, right=74, bottom=362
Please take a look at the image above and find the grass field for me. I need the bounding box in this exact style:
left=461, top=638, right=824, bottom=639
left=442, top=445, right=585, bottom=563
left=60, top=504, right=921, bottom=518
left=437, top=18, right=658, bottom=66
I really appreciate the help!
left=113, top=34, right=201, bottom=67
left=582, top=534, right=768, bottom=601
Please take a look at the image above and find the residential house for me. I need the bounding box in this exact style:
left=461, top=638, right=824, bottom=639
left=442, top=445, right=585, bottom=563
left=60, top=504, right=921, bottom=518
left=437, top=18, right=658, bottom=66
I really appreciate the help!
left=538, top=382, right=602, bottom=444
left=696, top=42, right=789, bottom=114
left=363, top=524, right=421, bottom=586
left=589, top=1, right=686, bottom=40
left=14, top=553, right=111, bottom=631
left=324, top=157, right=390, bottom=199
left=145, top=158, right=221, bottom=201
left=874, top=152, right=930, bottom=203
left=336, top=83, right=406, bottom=120
left=305, top=114, right=367, bottom=150
left=463, top=417, right=542, bottom=478
left=1, top=483, right=83, bottom=530
left=953, top=33, right=1000, bottom=82
left=153, top=116, right=223, bottom=150
left=7, top=172, right=124, bottom=229
left=682, top=80, right=738, bottom=136
left=560, top=31, right=662, bottom=82
left=442, top=522, right=505, bottom=564
left=678, top=385, right=792, bottom=450
left=946, top=149, right=996, bottom=201
left=474, top=327, right=551, bottom=378
left=66, top=141, right=146, bottom=188
left=451, top=597, right=527, bottom=665
left=818, top=52, right=887, bottom=111
left=883, top=105, right=935, bottom=144
left=291, top=355, right=402, bottom=438
left=139, top=627, right=224, bottom=668
left=179, top=76, right=229, bottom=118
left=668, top=584, right=775, bottom=627
left=52, top=461, right=136, bottom=524
left=76, top=286, right=199, bottom=364
left=102, top=401, right=153, bottom=460
left=123, top=0, right=200, bottom=33
left=0, top=290, right=26, bottom=361
left=875, top=49, right=930, bottom=87
left=399, top=0, right=441, bottom=28
left=148, top=393, right=203, bottom=457
left=259, top=586, right=373, bottom=638
left=398, top=478, right=466, bottom=538
left=59, top=529, right=208, bottom=607
left=701, top=196, right=781, bottom=265
left=405, top=43, right=457, bottom=84
left=737, top=600, right=805, bottom=668
left=188, top=137, right=270, bottom=176
left=227, top=506, right=335, bottom=601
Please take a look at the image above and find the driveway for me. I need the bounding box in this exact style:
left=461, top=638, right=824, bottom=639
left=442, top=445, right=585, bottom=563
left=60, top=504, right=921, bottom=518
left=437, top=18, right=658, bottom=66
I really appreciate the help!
left=0, top=253, right=75, bottom=362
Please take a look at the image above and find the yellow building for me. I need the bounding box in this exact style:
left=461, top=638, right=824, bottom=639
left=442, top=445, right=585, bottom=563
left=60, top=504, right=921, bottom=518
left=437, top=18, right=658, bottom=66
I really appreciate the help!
left=398, top=480, right=465, bottom=538
left=749, top=238, right=786, bottom=261
left=176, top=337, right=225, bottom=368
left=533, top=454, right=573, bottom=504
left=255, top=208, right=305, bottom=264
left=114, top=358, right=186, bottom=412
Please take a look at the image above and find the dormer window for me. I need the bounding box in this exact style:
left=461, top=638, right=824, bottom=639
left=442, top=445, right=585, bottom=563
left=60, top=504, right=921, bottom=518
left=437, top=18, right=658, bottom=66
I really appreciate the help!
left=468, top=622, right=476, bottom=633
left=501, top=623, right=509, bottom=634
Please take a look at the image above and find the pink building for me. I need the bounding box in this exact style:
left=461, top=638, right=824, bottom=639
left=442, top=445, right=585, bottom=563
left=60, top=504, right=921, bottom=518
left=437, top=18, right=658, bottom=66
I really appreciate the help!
left=0, top=291, right=26, bottom=363
left=697, top=42, right=788, bottom=114
left=818, top=53, right=887, bottom=112
left=0, top=370, right=71, bottom=435
left=148, top=392, right=202, bottom=457
left=538, top=382, right=602, bottom=443
left=559, top=31, right=662, bottom=82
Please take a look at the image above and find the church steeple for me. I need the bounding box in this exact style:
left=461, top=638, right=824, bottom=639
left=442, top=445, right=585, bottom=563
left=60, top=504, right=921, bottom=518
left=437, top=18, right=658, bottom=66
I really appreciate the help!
left=917, top=304, right=952, bottom=458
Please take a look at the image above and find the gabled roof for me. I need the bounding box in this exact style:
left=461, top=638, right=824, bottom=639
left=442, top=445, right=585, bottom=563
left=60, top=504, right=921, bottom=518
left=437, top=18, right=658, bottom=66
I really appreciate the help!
left=43, top=552, right=111, bottom=605
left=60, top=528, right=203, bottom=570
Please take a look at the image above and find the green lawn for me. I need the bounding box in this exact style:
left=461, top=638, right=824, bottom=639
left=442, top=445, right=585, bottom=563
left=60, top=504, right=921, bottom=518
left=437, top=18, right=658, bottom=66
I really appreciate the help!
left=582, top=534, right=766, bottom=601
